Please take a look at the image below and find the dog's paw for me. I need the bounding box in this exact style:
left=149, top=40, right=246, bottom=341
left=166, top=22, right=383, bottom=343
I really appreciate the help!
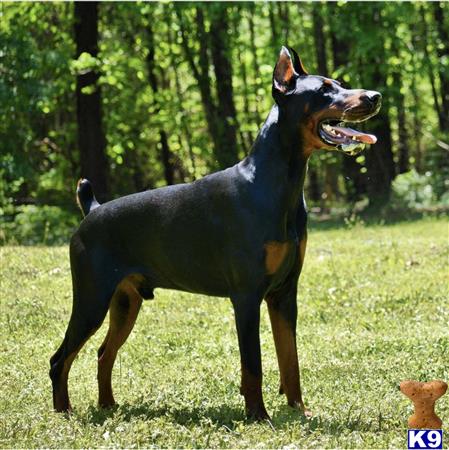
left=246, top=404, right=271, bottom=422
left=290, top=400, right=312, bottom=418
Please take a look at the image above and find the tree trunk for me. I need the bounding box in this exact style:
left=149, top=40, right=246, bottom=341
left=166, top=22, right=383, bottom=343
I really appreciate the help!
left=194, top=8, right=218, bottom=136
left=393, top=70, right=409, bottom=173
left=247, top=4, right=262, bottom=126
left=146, top=21, right=176, bottom=185
left=209, top=5, right=240, bottom=168
left=391, top=29, right=409, bottom=173
left=168, top=22, right=196, bottom=180
left=328, top=6, right=365, bottom=202
left=312, top=3, right=328, bottom=76
left=365, top=109, right=395, bottom=206
left=269, top=3, right=280, bottom=53
left=420, top=5, right=444, bottom=131
left=236, top=30, right=253, bottom=151
left=410, top=28, right=423, bottom=172
left=177, top=6, right=240, bottom=169
left=277, top=3, right=290, bottom=43
left=432, top=2, right=449, bottom=131
left=177, top=7, right=222, bottom=167
left=362, top=7, right=395, bottom=206
left=313, top=3, right=340, bottom=204
left=74, top=1, right=109, bottom=201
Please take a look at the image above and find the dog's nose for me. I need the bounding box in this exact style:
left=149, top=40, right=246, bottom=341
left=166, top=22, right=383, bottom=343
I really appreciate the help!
left=363, top=90, right=382, bottom=106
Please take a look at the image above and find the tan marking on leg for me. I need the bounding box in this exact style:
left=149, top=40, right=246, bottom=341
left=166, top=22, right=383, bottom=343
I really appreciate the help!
left=53, top=333, right=95, bottom=412
left=264, top=241, right=292, bottom=275
left=98, top=277, right=143, bottom=408
left=98, top=329, right=110, bottom=359
left=264, top=232, right=310, bottom=414
left=266, top=301, right=311, bottom=416
left=266, top=302, right=300, bottom=406
left=53, top=352, right=77, bottom=412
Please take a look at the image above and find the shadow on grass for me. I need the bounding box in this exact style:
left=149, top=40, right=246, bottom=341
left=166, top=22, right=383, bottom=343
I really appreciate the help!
left=84, top=401, right=245, bottom=428
left=272, top=405, right=385, bottom=434
left=81, top=401, right=384, bottom=435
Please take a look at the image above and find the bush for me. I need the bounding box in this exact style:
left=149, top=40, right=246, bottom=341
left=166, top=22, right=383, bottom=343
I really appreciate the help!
left=390, top=170, right=435, bottom=211
left=1, top=205, right=79, bottom=245
left=424, top=140, right=449, bottom=200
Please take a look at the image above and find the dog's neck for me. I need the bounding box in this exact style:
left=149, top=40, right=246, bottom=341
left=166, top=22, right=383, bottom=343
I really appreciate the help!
left=239, top=104, right=309, bottom=234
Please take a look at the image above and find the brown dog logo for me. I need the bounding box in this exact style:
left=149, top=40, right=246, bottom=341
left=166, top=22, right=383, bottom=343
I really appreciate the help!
left=400, top=380, right=447, bottom=429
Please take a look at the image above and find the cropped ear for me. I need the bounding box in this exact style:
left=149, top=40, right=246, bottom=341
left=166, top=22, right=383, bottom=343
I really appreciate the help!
left=289, top=47, right=308, bottom=76
left=273, top=46, right=298, bottom=94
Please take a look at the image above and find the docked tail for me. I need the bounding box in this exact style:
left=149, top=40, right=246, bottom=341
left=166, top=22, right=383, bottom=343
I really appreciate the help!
left=76, top=179, right=100, bottom=217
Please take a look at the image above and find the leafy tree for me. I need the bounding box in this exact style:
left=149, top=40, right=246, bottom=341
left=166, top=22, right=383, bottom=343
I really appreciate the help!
left=74, top=1, right=109, bottom=201
left=1, top=1, right=447, bottom=243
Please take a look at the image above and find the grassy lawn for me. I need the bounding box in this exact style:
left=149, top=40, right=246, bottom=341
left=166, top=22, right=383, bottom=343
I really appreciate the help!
left=0, top=218, right=448, bottom=448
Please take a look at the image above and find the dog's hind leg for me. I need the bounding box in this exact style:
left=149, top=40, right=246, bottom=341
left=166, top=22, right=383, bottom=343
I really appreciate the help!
left=49, top=286, right=109, bottom=412
left=97, top=278, right=142, bottom=408
left=49, top=243, right=116, bottom=412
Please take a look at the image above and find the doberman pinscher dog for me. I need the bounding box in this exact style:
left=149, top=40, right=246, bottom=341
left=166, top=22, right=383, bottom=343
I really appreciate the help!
left=50, top=47, right=381, bottom=421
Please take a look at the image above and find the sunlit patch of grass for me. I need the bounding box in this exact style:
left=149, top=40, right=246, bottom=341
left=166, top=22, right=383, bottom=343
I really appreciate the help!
left=0, top=218, right=448, bottom=448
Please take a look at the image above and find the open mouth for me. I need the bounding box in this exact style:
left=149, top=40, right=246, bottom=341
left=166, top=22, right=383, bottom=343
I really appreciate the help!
left=318, top=119, right=377, bottom=156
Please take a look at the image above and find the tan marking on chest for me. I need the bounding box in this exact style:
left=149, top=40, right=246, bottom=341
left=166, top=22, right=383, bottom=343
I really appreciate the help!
left=264, top=241, right=292, bottom=275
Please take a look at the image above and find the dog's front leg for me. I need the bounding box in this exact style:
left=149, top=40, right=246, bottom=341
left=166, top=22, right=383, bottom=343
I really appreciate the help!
left=265, top=278, right=312, bottom=418
left=231, top=294, right=269, bottom=421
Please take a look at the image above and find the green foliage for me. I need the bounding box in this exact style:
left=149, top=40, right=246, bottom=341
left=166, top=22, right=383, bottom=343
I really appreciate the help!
left=391, top=170, right=435, bottom=210
left=0, top=2, right=76, bottom=214
left=390, top=161, right=449, bottom=213
left=1, top=205, right=78, bottom=245
left=0, top=154, right=24, bottom=216
left=71, top=52, right=101, bottom=78
left=0, top=2, right=448, bottom=228
left=0, top=219, right=448, bottom=447
left=424, top=138, right=449, bottom=200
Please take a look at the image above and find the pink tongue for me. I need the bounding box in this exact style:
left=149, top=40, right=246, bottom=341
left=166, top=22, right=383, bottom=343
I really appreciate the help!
left=333, top=126, right=377, bottom=144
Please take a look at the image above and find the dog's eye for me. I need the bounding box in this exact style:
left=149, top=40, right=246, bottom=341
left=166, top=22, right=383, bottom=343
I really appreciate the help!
left=319, top=83, right=333, bottom=92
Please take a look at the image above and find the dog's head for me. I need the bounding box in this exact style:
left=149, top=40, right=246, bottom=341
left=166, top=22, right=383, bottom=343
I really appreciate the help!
left=272, top=46, right=381, bottom=156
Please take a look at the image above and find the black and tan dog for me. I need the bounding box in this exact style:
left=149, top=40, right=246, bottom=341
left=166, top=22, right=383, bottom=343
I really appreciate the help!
left=50, top=47, right=381, bottom=420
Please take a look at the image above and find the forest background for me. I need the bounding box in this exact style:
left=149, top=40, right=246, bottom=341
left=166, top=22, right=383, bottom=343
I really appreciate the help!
left=1, top=1, right=448, bottom=244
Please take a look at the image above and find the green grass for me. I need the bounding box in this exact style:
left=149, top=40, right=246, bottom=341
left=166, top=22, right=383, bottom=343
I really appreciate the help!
left=1, top=218, right=448, bottom=448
